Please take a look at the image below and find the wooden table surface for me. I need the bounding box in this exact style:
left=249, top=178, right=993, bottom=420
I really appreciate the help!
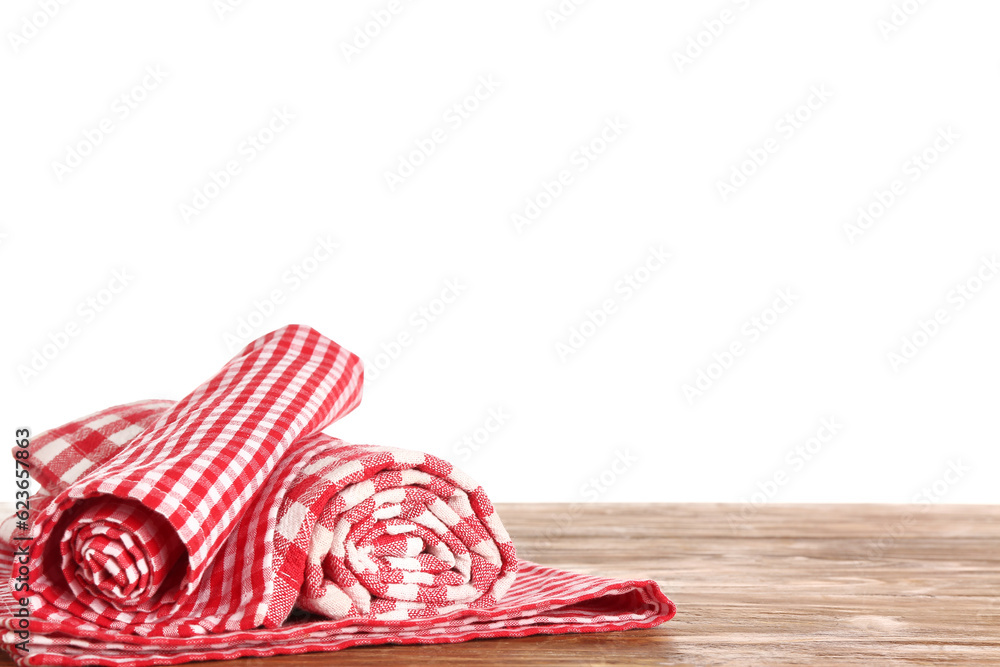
left=5, top=503, right=999, bottom=665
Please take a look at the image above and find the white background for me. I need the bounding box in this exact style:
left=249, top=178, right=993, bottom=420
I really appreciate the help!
left=2, top=0, right=998, bottom=505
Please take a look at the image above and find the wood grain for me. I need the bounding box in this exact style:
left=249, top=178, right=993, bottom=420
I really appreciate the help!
left=5, top=503, right=999, bottom=665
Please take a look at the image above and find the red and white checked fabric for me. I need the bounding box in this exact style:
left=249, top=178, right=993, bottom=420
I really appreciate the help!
left=1, top=325, right=674, bottom=665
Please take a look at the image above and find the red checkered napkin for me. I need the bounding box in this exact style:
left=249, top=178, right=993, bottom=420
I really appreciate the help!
left=1, top=325, right=674, bottom=665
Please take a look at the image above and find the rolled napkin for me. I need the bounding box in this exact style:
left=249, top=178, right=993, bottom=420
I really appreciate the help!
left=1, top=325, right=674, bottom=665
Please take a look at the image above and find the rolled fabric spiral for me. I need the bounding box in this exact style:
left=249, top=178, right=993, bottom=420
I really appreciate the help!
left=0, top=325, right=673, bottom=667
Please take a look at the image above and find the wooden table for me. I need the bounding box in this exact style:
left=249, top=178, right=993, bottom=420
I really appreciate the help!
left=5, top=503, right=999, bottom=665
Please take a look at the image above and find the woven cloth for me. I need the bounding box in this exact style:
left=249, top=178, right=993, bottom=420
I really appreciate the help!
left=1, top=325, right=674, bottom=665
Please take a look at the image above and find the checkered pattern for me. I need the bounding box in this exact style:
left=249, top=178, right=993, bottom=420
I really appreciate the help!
left=1, top=325, right=675, bottom=665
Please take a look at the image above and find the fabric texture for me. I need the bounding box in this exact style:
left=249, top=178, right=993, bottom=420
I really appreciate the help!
left=1, top=325, right=674, bottom=665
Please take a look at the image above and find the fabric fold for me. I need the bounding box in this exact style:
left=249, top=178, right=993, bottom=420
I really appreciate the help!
left=1, top=325, right=674, bottom=666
